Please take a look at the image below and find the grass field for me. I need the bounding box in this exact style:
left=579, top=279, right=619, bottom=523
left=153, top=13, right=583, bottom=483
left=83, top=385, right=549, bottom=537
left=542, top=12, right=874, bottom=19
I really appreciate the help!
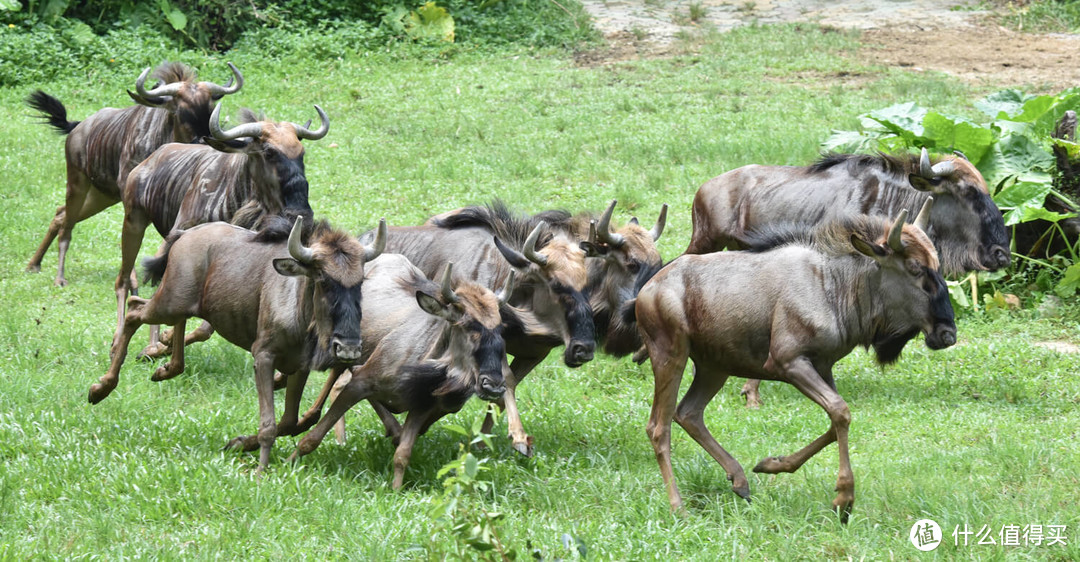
left=1, top=24, right=1078, bottom=559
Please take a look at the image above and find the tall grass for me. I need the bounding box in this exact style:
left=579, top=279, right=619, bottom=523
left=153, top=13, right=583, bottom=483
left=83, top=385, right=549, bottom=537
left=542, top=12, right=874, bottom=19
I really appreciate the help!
left=0, top=24, right=1077, bottom=559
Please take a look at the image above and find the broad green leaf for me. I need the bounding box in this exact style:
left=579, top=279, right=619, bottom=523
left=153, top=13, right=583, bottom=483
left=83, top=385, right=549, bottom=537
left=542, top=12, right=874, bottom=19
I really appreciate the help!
left=995, top=180, right=1051, bottom=208
left=922, top=111, right=993, bottom=164
left=820, top=129, right=875, bottom=153
left=406, top=1, right=455, bottom=42
left=63, top=20, right=95, bottom=45
left=1003, top=205, right=1077, bottom=226
left=381, top=5, right=410, bottom=34
left=39, top=0, right=68, bottom=21
left=868, top=102, right=926, bottom=144
left=1012, top=94, right=1057, bottom=123
left=978, top=132, right=1054, bottom=189
left=443, top=423, right=469, bottom=437
left=947, top=279, right=971, bottom=309
left=975, top=89, right=1031, bottom=119
left=1055, top=263, right=1080, bottom=297
left=1052, top=138, right=1080, bottom=160
left=463, top=452, right=478, bottom=478
left=165, top=9, right=187, bottom=31
left=1032, top=94, right=1080, bottom=138
left=0, top=0, right=21, bottom=11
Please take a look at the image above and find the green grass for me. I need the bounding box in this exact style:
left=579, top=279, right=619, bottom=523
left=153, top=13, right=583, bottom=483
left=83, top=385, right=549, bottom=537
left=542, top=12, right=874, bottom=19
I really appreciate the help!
left=1, top=23, right=1079, bottom=559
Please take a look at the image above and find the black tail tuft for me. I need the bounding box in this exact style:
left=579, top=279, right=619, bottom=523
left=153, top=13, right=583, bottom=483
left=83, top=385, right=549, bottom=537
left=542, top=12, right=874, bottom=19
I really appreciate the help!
left=141, top=231, right=184, bottom=286
left=26, top=90, right=79, bottom=135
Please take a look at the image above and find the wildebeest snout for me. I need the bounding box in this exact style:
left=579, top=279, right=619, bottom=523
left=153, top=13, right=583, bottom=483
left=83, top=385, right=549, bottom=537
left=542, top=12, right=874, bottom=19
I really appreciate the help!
left=926, top=323, right=957, bottom=350
left=332, top=337, right=363, bottom=362
left=565, top=340, right=595, bottom=367
left=478, top=373, right=506, bottom=401
left=984, top=245, right=1011, bottom=270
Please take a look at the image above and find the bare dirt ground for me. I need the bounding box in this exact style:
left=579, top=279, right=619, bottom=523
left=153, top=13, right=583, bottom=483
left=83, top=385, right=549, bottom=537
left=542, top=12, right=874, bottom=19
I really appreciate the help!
left=577, top=0, right=1080, bottom=91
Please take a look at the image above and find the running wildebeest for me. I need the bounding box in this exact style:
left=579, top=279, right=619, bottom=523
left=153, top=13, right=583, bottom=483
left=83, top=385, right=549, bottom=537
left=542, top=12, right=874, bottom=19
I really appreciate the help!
left=114, top=102, right=328, bottom=352
left=289, top=258, right=537, bottom=489
left=687, top=148, right=1004, bottom=407
left=362, top=199, right=666, bottom=456
left=635, top=205, right=956, bottom=522
left=25, top=61, right=243, bottom=286
left=90, top=216, right=386, bottom=470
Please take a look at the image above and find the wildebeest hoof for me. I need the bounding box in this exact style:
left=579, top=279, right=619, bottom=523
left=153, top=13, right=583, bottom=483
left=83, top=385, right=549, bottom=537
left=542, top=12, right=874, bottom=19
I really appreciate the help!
left=752, top=456, right=790, bottom=474
left=510, top=436, right=534, bottom=457
left=54, top=277, right=68, bottom=288
left=832, top=497, right=854, bottom=524
left=137, top=343, right=170, bottom=361
left=223, top=435, right=259, bottom=452
left=150, top=365, right=180, bottom=382
left=26, top=264, right=41, bottom=273
left=88, top=382, right=113, bottom=404
left=740, top=390, right=762, bottom=409
left=732, top=484, right=752, bottom=503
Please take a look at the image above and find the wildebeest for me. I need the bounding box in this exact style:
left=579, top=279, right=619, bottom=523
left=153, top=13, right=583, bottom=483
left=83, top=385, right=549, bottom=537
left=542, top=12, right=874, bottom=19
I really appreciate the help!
left=687, top=148, right=1004, bottom=407
left=355, top=199, right=664, bottom=455
left=635, top=205, right=956, bottom=521
left=24, top=61, right=243, bottom=286
left=288, top=257, right=532, bottom=489
left=114, top=102, right=328, bottom=349
left=90, top=216, right=386, bottom=470
left=351, top=209, right=593, bottom=455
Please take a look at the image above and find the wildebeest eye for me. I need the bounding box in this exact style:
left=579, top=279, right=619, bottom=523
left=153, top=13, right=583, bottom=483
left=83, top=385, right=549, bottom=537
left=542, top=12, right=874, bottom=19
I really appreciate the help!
left=627, top=261, right=641, bottom=274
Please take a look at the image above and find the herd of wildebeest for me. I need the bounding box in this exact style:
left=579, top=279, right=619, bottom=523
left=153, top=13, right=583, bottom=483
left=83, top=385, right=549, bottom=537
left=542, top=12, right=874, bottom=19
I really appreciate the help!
left=23, top=62, right=1012, bottom=522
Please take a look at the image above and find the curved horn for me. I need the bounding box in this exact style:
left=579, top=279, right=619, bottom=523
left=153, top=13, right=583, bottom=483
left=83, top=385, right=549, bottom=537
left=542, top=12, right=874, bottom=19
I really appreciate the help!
left=523, top=221, right=548, bottom=266
left=930, top=160, right=955, bottom=177
left=497, top=270, right=516, bottom=304
left=293, top=105, right=330, bottom=140
left=650, top=203, right=669, bottom=241
left=919, top=147, right=934, bottom=178
left=439, top=263, right=459, bottom=304
left=888, top=209, right=909, bottom=253
left=287, top=216, right=315, bottom=264
left=205, top=62, right=244, bottom=97
left=913, top=197, right=934, bottom=232
left=135, top=67, right=183, bottom=99
left=596, top=199, right=626, bottom=248
left=209, top=103, right=264, bottom=141
left=953, top=150, right=968, bottom=161
left=365, top=218, right=387, bottom=262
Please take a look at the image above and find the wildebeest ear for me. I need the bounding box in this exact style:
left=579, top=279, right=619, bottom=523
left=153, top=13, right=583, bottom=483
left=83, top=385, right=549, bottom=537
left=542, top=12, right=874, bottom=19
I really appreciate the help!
left=273, top=258, right=314, bottom=278
left=204, top=136, right=253, bottom=154
left=416, top=290, right=459, bottom=321
left=850, top=234, right=888, bottom=259
left=908, top=173, right=946, bottom=194
left=579, top=240, right=607, bottom=257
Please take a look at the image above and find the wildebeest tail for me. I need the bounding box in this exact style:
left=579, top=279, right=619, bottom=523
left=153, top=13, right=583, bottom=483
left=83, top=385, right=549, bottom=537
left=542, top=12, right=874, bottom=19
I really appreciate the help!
left=26, top=91, right=79, bottom=135
left=141, top=231, right=184, bottom=286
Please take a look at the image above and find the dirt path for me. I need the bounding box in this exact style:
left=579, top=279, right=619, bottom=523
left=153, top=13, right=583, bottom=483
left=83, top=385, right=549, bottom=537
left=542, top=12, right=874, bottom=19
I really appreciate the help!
left=578, top=0, right=1080, bottom=92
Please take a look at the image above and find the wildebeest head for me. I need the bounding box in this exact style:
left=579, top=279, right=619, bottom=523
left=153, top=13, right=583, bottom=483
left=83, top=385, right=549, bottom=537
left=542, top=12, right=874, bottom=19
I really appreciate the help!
left=415, top=264, right=514, bottom=401
left=205, top=102, right=330, bottom=217
left=272, top=216, right=386, bottom=370
left=847, top=200, right=957, bottom=362
left=583, top=200, right=667, bottom=357
left=493, top=221, right=596, bottom=367
left=127, top=62, right=244, bottom=143
left=907, top=148, right=1010, bottom=273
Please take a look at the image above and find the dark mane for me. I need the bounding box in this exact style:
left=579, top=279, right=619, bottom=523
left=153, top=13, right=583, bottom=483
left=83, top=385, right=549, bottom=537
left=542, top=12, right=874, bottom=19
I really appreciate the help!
left=152, top=62, right=197, bottom=84
left=808, top=152, right=917, bottom=178
left=250, top=214, right=325, bottom=244
left=741, top=215, right=888, bottom=257
left=432, top=199, right=571, bottom=249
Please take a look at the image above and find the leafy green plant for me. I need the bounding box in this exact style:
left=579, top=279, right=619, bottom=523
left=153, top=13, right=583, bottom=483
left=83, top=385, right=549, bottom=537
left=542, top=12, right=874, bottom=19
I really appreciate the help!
left=823, top=89, right=1080, bottom=307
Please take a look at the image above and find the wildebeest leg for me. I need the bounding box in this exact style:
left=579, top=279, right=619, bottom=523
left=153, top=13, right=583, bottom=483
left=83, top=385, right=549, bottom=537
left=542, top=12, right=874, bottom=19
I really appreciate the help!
left=150, top=321, right=186, bottom=382
left=52, top=169, right=93, bottom=287
left=643, top=336, right=690, bottom=512
left=674, top=365, right=749, bottom=501
left=740, top=379, right=764, bottom=409
left=482, top=355, right=543, bottom=457
left=139, top=320, right=215, bottom=361
left=26, top=206, right=64, bottom=273
left=753, top=359, right=853, bottom=522
left=89, top=295, right=154, bottom=404
left=289, top=366, right=374, bottom=462
left=363, top=400, right=402, bottom=445
left=233, top=347, right=278, bottom=472
left=114, top=210, right=150, bottom=347
left=392, top=408, right=442, bottom=490
left=295, top=367, right=348, bottom=434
